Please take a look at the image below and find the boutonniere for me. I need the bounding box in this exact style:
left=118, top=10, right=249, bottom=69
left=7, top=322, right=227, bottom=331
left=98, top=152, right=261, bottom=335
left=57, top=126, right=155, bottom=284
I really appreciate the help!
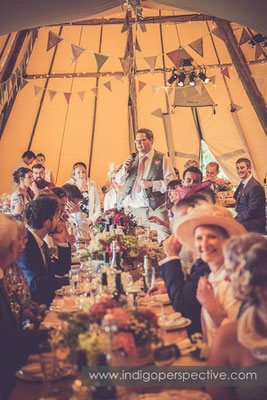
left=154, top=159, right=162, bottom=169
left=47, top=247, right=58, bottom=261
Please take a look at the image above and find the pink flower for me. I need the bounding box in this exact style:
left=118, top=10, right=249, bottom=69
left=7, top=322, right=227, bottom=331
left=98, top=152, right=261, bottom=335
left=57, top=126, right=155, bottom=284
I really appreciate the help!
left=112, top=332, right=136, bottom=355
left=90, top=298, right=117, bottom=322
left=112, top=214, right=126, bottom=227
left=105, top=308, right=130, bottom=329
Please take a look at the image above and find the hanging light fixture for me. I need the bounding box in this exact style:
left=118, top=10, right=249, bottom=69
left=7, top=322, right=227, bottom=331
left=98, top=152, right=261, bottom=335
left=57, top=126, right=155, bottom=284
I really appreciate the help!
left=177, top=72, right=186, bottom=87
left=198, top=70, right=210, bottom=83
left=189, top=72, right=196, bottom=86
left=167, top=69, right=178, bottom=86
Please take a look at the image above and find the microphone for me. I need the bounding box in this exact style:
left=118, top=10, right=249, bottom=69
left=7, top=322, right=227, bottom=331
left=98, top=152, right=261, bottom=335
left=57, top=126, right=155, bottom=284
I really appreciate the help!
left=131, top=152, right=136, bottom=159
left=125, top=152, right=136, bottom=171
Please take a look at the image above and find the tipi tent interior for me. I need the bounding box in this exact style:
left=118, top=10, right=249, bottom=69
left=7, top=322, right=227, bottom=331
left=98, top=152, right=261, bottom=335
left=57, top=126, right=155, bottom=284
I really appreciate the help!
left=0, top=0, right=266, bottom=194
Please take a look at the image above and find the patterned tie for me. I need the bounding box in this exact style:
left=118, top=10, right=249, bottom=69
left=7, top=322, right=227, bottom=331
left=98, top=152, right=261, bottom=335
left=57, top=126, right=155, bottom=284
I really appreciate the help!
left=136, top=155, right=148, bottom=192
left=235, top=183, right=244, bottom=211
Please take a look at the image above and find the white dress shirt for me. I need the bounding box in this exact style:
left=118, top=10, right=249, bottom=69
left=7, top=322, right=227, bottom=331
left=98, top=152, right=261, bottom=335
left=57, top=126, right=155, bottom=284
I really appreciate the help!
left=116, top=149, right=175, bottom=208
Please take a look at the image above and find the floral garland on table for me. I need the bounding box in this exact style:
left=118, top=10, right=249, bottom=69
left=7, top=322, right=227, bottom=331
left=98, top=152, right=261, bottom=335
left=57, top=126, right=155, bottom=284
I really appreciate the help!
left=58, top=298, right=161, bottom=365
left=93, top=208, right=137, bottom=235
left=206, top=178, right=233, bottom=193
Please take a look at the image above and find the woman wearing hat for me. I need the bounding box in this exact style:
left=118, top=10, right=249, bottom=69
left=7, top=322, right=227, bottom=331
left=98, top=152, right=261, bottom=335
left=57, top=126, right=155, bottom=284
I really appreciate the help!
left=207, top=233, right=267, bottom=400
left=173, top=204, right=246, bottom=346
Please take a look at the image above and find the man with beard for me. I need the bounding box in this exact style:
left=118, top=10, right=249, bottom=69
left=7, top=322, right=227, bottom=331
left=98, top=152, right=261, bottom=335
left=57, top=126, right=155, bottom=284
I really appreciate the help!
left=30, top=164, right=55, bottom=197
left=17, top=197, right=71, bottom=306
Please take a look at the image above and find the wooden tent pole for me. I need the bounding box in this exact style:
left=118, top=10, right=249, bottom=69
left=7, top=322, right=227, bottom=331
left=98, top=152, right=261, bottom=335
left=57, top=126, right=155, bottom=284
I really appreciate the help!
left=28, top=27, right=63, bottom=150
left=0, top=34, right=11, bottom=64
left=88, top=25, right=103, bottom=178
left=215, top=18, right=267, bottom=136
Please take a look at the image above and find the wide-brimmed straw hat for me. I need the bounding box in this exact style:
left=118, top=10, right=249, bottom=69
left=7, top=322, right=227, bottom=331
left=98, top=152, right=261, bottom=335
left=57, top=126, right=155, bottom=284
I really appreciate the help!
left=172, top=204, right=246, bottom=249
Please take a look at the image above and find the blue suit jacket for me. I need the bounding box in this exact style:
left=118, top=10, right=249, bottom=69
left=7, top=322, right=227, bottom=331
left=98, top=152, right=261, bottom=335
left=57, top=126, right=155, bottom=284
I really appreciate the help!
left=18, top=230, right=71, bottom=306
left=234, top=176, right=266, bottom=233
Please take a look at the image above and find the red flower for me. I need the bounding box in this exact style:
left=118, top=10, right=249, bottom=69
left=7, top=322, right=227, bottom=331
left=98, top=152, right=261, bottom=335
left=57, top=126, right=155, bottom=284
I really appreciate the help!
left=90, top=298, right=117, bottom=322
left=112, top=332, right=136, bottom=355
left=112, top=214, right=126, bottom=227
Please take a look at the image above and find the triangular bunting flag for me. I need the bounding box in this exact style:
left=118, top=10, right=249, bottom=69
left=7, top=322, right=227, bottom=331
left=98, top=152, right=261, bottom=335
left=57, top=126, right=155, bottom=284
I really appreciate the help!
left=120, top=57, right=131, bottom=75
left=138, top=81, right=146, bottom=92
left=47, top=31, right=63, bottom=51
left=188, top=38, right=203, bottom=57
left=151, top=108, right=163, bottom=118
left=121, top=12, right=129, bottom=33
left=195, top=82, right=203, bottom=95
left=64, top=92, right=72, bottom=104
left=209, top=75, right=216, bottom=86
left=71, top=44, right=85, bottom=64
left=144, top=56, right=157, bottom=73
left=34, top=85, right=42, bottom=97
left=77, top=91, right=85, bottom=102
left=140, top=23, right=147, bottom=33
left=48, top=89, right=57, bottom=101
left=179, top=47, right=193, bottom=62
left=20, top=78, right=28, bottom=90
left=255, top=45, right=264, bottom=61
left=212, top=27, right=225, bottom=42
left=221, top=67, right=230, bottom=79
left=166, top=49, right=179, bottom=68
left=91, top=88, right=98, bottom=97
left=135, top=37, right=141, bottom=52
left=104, top=81, right=112, bottom=92
left=233, top=104, right=243, bottom=112
left=239, top=28, right=250, bottom=46
left=256, top=77, right=264, bottom=89
left=152, top=86, right=160, bottom=96
left=115, top=74, right=124, bottom=82
left=94, top=53, right=109, bottom=72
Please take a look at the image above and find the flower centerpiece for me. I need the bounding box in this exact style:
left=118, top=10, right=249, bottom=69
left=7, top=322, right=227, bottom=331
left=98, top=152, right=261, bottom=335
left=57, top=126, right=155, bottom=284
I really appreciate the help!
left=212, top=178, right=233, bottom=193
left=58, top=298, right=161, bottom=366
left=93, top=208, right=136, bottom=235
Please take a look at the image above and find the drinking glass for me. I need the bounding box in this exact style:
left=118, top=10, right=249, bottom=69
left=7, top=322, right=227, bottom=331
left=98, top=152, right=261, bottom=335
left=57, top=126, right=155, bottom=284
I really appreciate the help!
left=144, top=265, right=155, bottom=290
left=39, top=341, right=58, bottom=397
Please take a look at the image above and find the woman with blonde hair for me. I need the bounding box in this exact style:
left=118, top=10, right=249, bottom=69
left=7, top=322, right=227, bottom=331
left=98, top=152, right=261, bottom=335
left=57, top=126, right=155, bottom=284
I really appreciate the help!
left=104, top=164, right=124, bottom=211
left=207, top=233, right=267, bottom=400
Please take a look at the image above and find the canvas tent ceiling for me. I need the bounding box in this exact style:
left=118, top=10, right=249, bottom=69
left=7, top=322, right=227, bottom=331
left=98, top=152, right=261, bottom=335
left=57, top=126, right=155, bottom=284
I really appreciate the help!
left=0, top=0, right=267, bottom=36
left=0, top=1, right=266, bottom=194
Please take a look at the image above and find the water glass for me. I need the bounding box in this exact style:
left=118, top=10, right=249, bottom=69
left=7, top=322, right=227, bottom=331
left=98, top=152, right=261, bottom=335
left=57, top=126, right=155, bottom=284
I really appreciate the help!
left=144, top=266, right=155, bottom=290
left=39, top=341, right=58, bottom=397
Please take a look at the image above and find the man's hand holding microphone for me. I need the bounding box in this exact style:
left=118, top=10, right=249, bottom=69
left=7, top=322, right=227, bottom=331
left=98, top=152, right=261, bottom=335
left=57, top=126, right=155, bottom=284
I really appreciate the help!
left=123, top=152, right=136, bottom=171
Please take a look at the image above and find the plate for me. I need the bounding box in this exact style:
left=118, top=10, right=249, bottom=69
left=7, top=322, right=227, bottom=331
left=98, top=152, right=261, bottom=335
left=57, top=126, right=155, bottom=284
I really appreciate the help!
left=138, top=293, right=170, bottom=307
left=49, top=305, right=79, bottom=313
left=159, top=317, right=191, bottom=331
left=16, top=363, right=73, bottom=382
left=131, top=390, right=211, bottom=399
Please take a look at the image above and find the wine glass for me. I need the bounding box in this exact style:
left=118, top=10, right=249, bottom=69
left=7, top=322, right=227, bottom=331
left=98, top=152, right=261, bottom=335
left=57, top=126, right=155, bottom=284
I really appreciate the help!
left=144, top=265, right=155, bottom=290
left=39, top=341, right=59, bottom=398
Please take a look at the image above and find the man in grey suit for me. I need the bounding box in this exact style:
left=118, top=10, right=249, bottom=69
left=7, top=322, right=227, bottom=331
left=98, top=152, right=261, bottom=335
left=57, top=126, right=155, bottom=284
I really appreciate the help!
left=234, top=158, right=266, bottom=233
left=116, top=128, right=176, bottom=242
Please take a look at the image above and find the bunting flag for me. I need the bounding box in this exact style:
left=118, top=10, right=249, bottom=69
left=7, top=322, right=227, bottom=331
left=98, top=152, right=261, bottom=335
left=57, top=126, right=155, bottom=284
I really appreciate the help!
left=255, top=45, right=264, bottom=61
left=115, top=74, right=124, bottom=82
left=209, top=75, right=216, bottom=86
left=144, top=56, right=157, bottom=73
left=47, top=31, right=63, bottom=51
left=121, top=11, right=129, bottom=33
left=179, top=47, right=193, bottom=62
left=212, top=27, right=225, bottom=42
left=94, top=53, right=109, bottom=72
left=77, top=91, right=85, bottom=102
left=104, top=81, right=112, bottom=92
left=20, top=78, right=28, bottom=90
left=48, top=89, right=57, bottom=101
left=71, top=44, right=85, bottom=64
left=221, top=67, right=230, bottom=79
left=34, top=85, right=42, bottom=97
left=91, top=88, right=98, bottom=97
left=166, top=49, right=179, bottom=68
left=239, top=28, right=250, bottom=46
left=135, top=38, right=141, bottom=52
left=140, top=23, right=147, bottom=33
left=195, top=82, right=203, bottom=95
left=256, top=77, right=264, bottom=89
left=151, top=108, right=163, bottom=118
left=234, top=104, right=243, bottom=112
left=120, top=57, right=131, bottom=75
left=138, top=81, right=146, bottom=92
left=152, top=86, right=160, bottom=96
left=64, top=92, right=72, bottom=104
left=188, top=38, right=203, bottom=57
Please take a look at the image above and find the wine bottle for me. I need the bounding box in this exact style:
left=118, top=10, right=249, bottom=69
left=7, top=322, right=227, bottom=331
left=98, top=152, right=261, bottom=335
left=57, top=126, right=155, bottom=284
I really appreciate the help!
left=100, top=272, right=109, bottom=295
left=143, top=256, right=148, bottom=293
left=119, top=216, right=124, bottom=226
left=104, top=223, right=110, bottom=232
left=104, top=248, right=110, bottom=267
left=113, top=273, right=126, bottom=300
left=90, top=353, right=117, bottom=400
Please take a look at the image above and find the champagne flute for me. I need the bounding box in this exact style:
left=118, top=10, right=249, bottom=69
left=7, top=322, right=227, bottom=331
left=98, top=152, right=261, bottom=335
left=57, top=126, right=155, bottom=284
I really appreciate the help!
left=144, top=265, right=155, bottom=291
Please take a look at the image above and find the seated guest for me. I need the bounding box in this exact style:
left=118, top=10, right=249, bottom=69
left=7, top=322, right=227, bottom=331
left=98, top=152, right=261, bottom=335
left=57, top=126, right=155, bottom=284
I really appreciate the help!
left=11, top=167, right=33, bottom=217
left=62, top=183, right=90, bottom=240
left=10, top=150, right=36, bottom=193
left=31, top=163, right=55, bottom=194
left=4, top=220, right=46, bottom=328
left=234, top=157, right=266, bottom=233
left=166, top=179, right=180, bottom=219
left=207, top=233, right=267, bottom=400
left=204, top=161, right=220, bottom=181
left=65, top=162, right=102, bottom=222
left=17, top=197, right=71, bottom=306
left=173, top=204, right=246, bottom=345
left=0, top=214, right=47, bottom=399
left=36, top=153, right=55, bottom=185
left=104, top=166, right=125, bottom=211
